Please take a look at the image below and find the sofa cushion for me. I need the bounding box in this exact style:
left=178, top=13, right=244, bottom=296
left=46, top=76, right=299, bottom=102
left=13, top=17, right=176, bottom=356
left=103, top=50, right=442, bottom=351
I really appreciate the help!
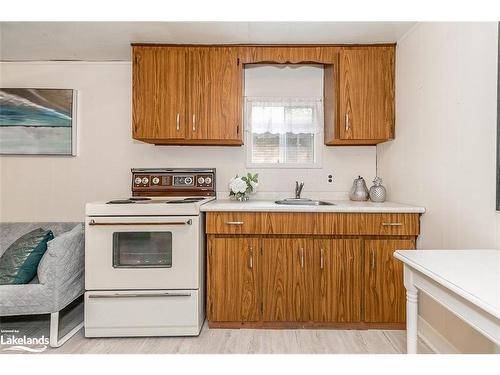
left=0, top=228, right=54, bottom=285
left=38, top=224, right=84, bottom=285
left=1, top=223, right=80, bottom=257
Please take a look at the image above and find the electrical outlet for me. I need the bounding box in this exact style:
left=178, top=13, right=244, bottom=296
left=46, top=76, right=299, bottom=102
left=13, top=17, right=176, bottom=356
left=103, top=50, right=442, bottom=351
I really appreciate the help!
left=327, top=173, right=334, bottom=184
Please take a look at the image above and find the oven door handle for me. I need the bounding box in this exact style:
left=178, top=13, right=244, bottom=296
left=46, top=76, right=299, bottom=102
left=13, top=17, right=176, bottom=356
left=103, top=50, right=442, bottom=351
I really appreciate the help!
left=88, top=292, right=192, bottom=299
left=88, top=219, right=192, bottom=226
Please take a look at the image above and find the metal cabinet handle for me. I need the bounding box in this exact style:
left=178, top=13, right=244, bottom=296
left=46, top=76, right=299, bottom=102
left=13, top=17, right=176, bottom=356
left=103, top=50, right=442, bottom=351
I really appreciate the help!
left=371, top=250, right=375, bottom=270
left=176, top=113, right=180, bottom=131
left=299, top=247, right=304, bottom=269
left=88, top=219, right=192, bottom=226
left=320, top=248, right=325, bottom=269
left=192, top=114, right=196, bottom=131
left=248, top=247, right=253, bottom=269
left=382, top=222, right=403, bottom=227
left=345, top=113, right=350, bottom=132
left=225, top=221, right=244, bottom=225
left=88, top=292, right=191, bottom=299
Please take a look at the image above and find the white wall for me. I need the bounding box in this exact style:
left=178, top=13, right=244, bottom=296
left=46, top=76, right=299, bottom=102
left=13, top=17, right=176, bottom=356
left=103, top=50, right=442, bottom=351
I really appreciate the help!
left=0, top=62, right=375, bottom=222
left=378, top=22, right=499, bottom=353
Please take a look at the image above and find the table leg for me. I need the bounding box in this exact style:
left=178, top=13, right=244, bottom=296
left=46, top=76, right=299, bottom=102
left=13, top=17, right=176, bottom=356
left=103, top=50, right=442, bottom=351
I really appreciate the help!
left=404, top=266, right=418, bottom=354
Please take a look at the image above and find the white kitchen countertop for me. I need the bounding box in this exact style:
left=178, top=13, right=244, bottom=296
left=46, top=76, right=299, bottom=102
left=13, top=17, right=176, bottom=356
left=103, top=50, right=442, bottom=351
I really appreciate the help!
left=200, top=199, right=425, bottom=213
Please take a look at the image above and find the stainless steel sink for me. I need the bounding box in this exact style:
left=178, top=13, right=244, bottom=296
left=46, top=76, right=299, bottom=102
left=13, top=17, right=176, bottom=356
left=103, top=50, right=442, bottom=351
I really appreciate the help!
left=274, top=198, right=335, bottom=206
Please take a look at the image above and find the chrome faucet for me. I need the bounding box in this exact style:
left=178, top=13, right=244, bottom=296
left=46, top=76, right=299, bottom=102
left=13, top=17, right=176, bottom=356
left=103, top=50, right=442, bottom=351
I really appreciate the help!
left=295, top=181, right=304, bottom=199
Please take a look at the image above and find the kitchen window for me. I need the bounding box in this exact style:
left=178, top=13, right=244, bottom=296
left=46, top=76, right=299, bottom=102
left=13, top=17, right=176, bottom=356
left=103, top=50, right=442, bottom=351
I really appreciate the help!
left=245, top=97, right=323, bottom=168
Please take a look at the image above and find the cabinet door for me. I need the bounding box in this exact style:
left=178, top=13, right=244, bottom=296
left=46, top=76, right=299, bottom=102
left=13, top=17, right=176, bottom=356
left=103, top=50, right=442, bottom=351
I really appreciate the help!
left=313, top=239, right=362, bottom=322
left=207, top=236, right=260, bottom=322
left=364, top=239, right=415, bottom=323
left=262, top=238, right=313, bottom=322
left=132, top=46, right=187, bottom=140
left=339, top=47, right=395, bottom=141
left=188, top=47, right=242, bottom=143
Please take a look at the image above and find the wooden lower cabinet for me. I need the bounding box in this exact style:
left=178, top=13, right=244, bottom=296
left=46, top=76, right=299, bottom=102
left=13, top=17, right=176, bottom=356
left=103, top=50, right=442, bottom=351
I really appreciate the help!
left=364, top=239, right=415, bottom=324
left=207, top=236, right=260, bottom=322
left=206, top=213, right=419, bottom=329
left=261, top=238, right=313, bottom=322
left=313, top=239, right=362, bottom=323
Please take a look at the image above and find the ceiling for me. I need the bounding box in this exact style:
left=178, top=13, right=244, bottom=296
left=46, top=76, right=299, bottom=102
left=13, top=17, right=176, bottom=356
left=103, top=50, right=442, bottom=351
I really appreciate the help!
left=0, top=22, right=416, bottom=61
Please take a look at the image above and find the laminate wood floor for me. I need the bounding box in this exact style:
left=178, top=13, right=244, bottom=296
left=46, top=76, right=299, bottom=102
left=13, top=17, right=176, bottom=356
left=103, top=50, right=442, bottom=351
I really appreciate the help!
left=0, top=303, right=432, bottom=354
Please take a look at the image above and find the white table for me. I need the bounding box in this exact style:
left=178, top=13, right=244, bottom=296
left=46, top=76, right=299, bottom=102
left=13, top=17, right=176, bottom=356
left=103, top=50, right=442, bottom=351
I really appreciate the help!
left=394, top=250, right=500, bottom=354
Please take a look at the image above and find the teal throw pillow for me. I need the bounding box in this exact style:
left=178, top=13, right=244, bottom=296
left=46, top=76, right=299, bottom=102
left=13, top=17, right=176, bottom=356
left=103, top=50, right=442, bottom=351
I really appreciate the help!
left=0, top=228, right=54, bottom=285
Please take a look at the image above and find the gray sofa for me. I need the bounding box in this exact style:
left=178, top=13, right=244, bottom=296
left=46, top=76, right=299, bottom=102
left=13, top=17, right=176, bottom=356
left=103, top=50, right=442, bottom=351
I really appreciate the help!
left=0, top=222, right=85, bottom=347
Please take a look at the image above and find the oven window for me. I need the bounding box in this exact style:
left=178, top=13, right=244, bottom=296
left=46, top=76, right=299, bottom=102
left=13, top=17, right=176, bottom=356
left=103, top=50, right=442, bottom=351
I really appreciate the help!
left=113, top=232, right=172, bottom=268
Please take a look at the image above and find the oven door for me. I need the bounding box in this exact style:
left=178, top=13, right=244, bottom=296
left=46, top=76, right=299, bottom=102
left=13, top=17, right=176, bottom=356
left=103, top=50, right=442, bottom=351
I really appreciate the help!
left=85, top=215, right=201, bottom=290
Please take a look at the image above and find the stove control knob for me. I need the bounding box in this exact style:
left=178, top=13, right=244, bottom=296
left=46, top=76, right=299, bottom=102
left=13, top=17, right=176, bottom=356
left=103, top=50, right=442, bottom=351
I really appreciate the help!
left=197, top=177, right=205, bottom=185
left=204, top=177, right=212, bottom=185
left=142, top=177, right=149, bottom=185
left=152, top=177, right=160, bottom=185
left=134, top=177, right=142, bottom=185
left=184, top=176, right=193, bottom=185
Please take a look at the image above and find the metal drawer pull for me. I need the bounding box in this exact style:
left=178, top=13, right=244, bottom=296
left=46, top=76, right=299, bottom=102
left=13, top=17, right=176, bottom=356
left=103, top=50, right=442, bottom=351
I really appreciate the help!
left=225, top=221, right=244, bottom=225
left=249, top=247, right=253, bottom=269
left=192, top=114, right=196, bottom=131
left=88, top=292, right=192, bottom=299
left=176, top=113, right=180, bottom=131
left=382, top=222, right=403, bottom=226
left=89, top=219, right=192, bottom=226
left=345, top=113, right=349, bottom=132
left=371, top=250, right=375, bottom=270
left=299, top=247, right=305, bottom=269
left=320, top=248, right=325, bottom=269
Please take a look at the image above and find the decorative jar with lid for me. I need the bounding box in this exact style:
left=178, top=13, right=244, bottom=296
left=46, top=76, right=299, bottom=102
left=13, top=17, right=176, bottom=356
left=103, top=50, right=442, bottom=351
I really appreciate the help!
left=369, top=177, right=387, bottom=203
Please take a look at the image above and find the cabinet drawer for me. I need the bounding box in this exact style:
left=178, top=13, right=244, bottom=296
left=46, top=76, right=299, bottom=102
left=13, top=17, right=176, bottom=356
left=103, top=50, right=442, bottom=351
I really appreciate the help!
left=206, top=212, right=266, bottom=234
left=314, top=213, right=419, bottom=235
left=206, top=212, right=316, bottom=234
left=362, top=213, right=419, bottom=236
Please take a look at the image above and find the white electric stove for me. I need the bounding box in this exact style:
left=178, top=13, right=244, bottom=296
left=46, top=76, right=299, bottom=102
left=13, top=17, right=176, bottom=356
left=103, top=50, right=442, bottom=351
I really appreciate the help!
left=84, top=168, right=215, bottom=338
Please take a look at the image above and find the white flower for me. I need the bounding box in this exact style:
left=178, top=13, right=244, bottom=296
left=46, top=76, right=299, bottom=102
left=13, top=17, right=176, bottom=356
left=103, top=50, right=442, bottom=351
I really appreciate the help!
left=229, top=177, right=247, bottom=194
left=250, top=181, right=259, bottom=190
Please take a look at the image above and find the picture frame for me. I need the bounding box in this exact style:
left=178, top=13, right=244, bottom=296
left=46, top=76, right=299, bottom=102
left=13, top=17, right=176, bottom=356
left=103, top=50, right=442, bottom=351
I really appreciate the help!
left=0, top=88, right=78, bottom=156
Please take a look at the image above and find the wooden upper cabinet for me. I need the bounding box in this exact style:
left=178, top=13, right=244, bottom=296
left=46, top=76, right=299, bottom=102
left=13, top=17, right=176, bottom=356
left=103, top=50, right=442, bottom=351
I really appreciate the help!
left=207, top=236, right=260, bottom=322
left=364, top=239, right=414, bottom=323
left=132, top=44, right=395, bottom=146
left=325, top=47, right=395, bottom=145
left=132, top=46, right=187, bottom=140
left=132, top=45, right=242, bottom=145
left=187, top=47, right=242, bottom=143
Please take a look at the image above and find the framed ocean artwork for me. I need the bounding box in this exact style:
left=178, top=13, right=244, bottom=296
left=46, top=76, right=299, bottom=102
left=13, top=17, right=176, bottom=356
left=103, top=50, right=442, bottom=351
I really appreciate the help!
left=0, top=88, right=77, bottom=155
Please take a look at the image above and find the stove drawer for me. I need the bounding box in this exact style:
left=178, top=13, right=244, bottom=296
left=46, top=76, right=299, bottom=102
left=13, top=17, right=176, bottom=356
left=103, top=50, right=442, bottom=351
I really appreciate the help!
left=84, top=290, right=203, bottom=337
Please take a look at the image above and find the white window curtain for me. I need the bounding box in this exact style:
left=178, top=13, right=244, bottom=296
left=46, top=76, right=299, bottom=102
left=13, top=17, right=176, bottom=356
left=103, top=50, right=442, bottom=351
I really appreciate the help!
left=245, top=97, right=323, bottom=166
left=246, top=97, right=323, bottom=135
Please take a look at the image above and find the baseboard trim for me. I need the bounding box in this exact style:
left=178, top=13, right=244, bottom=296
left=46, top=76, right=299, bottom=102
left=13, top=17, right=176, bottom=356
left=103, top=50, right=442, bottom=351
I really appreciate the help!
left=417, top=316, right=459, bottom=354
left=208, top=321, right=405, bottom=330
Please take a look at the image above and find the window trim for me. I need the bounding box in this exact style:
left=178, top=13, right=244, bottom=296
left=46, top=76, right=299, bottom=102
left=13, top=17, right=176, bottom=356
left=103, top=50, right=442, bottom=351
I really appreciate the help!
left=244, top=97, right=323, bottom=169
